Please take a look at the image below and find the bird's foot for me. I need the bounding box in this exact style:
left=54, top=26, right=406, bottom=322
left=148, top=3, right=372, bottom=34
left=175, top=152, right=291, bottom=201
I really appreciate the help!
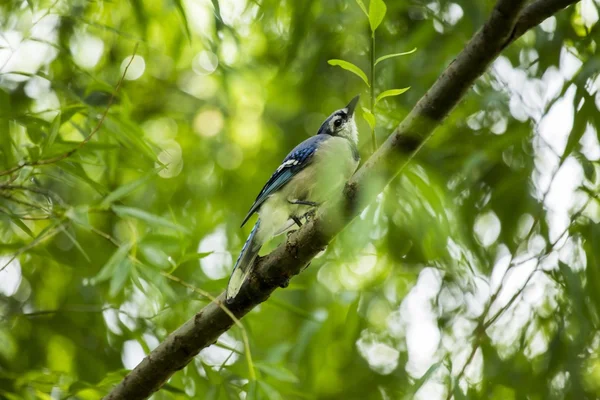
left=303, top=209, right=317, bottom=222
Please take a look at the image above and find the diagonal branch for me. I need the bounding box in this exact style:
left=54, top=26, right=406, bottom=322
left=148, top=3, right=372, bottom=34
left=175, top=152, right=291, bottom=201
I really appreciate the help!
left=104, top=0, right=580, bottom=399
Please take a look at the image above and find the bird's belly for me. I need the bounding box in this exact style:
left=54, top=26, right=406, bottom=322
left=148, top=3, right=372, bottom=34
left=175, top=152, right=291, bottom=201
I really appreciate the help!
left=283, top=137, right=358, bottom=208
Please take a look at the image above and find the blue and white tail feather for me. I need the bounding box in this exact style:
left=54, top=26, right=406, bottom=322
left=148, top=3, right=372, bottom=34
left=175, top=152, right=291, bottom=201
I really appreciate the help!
left=226, top=219, right=262, bottom=301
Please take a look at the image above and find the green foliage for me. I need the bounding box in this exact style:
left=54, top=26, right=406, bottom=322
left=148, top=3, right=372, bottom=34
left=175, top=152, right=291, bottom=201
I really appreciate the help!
left=0, top=0, right=599, bottom=399
left=329, top=0, right=415, bottom=152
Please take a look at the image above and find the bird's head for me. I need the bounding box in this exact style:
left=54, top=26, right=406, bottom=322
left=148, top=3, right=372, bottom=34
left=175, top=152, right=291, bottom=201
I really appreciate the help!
left=317, top=95, right=359, bottom=145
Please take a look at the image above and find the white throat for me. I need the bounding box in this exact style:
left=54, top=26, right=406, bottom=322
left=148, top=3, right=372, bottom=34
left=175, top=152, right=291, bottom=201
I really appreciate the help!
left=339, top=116, right=358, bottom=146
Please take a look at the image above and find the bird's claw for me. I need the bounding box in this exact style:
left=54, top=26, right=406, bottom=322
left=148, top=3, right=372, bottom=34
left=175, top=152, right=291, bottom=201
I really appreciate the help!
left=286, top=229, right=298, bottom=237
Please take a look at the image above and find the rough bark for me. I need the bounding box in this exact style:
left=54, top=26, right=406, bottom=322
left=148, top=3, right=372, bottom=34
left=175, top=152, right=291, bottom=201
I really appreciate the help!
left=104, top=0, right=581, bottom=398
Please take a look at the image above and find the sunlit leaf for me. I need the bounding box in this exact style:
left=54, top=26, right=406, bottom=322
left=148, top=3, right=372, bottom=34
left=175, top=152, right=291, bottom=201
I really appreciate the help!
left=56, top=161, right=108, bottom=195
left=375, top=87, right=410, bottom=104
left=112, top=205, right=190, bottom=234
left=355, top=0, right=368, bottom=17
left=60, top=227, right=91, bottom=262
left=93, top=242, right=134, bottom=284
left=8, top=217, right=34, bottom=238
left=172, top=0, right=192, bottom=41
left=100, top=169, right=160, bottom=208
left=256, top=363, right=299, bottom=383
left=109, top=259, right=132, bottom=297
left=258, top=381, right=282, bottom=400
left=368, top=0, right=387, bottom=33
left=327, top=59, right=369, bottom=87
left=44, top=114, right=61, bottom=155
left=374, top=47, right=417, bottom=65
left=362, top=107, right=375, bottom=128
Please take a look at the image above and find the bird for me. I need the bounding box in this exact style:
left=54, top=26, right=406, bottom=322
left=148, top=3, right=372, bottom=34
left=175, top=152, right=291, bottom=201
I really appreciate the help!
left=226, top=95, right=361, bottom=301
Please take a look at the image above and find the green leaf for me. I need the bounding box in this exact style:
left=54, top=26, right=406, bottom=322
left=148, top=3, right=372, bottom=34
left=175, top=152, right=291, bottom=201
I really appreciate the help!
left=56, top=161, right=108, bottom=195
left=9, top=217, right=34, bottom=238
left=258, top=381, right=282, bottom=400
left=368, top=0, right=387, bottom=33
left=109, top=259, right=132, bottom=297
left=112, top=205, right=190, bottom=234
left=355, top=0, right=368, bottom=17
left=60, top=227, right=91, bottom=262
left=327, top=59, right=369, bottom=87
left=173, top=0, right=192, bottom=42
left=100, top=169, right=159, bottom=208
left=93, top=242, right=134, bottom=284
left=104, top=118, right=157, bottom=163
left=375, top=87, right=410, bottom=104
left=65, top=206, right=92, bottom=230
left=44, top=113, right=61, bottom=155
left=362, top=107, right=375, bottom=129
left=375, top=47, right=417, bottom=65
left=256, top=362, right=299, bottom=383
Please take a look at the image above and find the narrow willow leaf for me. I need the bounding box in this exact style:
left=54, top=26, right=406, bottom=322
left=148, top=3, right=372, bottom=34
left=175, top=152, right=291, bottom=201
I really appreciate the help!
left=362, top=107, right=375, bottom=129
left=173, top=0, right=192, bottom=41
left=100, top=169, right=159, bottom=208
left=375, top=87, right=411, bottom=104
left=375, top=47, right=417, bottom=65
left=60, top=227, right=91, bottom=262
left=109, top=259, right=132, bottom=297
left=57, top=161, right=108, bottom=195
left=112, top=205, right=190, bottom=234
left=9, top=217, right=34, bottom=238
left=355, top=0, right=368, bottom=17
left=94, top=242, right=134, bottom=284
left=255, top=363, right=299, bottom=383
left=327, top=59, right=369, bottom=87
left=368, top=0, right=387, bottom=33
left=44, top=114, right=61, bottom=154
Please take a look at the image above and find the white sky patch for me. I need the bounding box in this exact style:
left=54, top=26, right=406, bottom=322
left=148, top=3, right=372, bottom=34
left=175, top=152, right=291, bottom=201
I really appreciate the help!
left=121, top=55, right=145, bottom=80
left=559, top=47, right=583, bottom=80
left=474, top=211, right=501, bottom=247
left=198, top=225, right=232, bottom=280
left=70, top=33, right=104, bottom=69
left=0, top=258, right=22, bottom=297
left=356, top=333, right=400, bottom=375
left=580, top=0, right=599, bottom=28
left=538, top=84, right=575, bottom=154
left=122, top=340, right=146, bottom=369
left=199, top=332, right=241, bottom=366
left=183, top=0, right=214, bottom=37
left=414, top=380, right=447, bottom=400
left=401, top=268, right=442, bottom=377
left=192, top=50, right=219, bottom=75
left=0, top=11, right=59, bottom=88
left=544, top=157, right=584, bottom=240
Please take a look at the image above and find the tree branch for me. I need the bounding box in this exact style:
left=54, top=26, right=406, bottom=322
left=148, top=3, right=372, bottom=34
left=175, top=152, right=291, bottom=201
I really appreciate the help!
left=104, top=1, right=580, bottom=399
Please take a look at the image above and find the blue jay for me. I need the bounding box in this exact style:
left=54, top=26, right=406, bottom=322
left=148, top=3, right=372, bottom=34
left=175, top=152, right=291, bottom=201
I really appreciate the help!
left=226, top=96, right=361, bottom=300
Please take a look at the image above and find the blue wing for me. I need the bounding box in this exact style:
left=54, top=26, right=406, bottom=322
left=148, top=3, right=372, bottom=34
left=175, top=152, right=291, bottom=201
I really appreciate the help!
left=240, top=134, right=330, bottom=227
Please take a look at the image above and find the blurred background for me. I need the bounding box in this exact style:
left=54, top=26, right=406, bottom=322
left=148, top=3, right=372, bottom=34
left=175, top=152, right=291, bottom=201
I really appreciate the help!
left=1, top=0, right=600, bottom=399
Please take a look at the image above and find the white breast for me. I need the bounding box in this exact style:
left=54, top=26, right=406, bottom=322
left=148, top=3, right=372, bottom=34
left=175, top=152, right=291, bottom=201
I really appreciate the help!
left=285, top=136, right=358, bottom=204
left=257, top=136, right=359, bottom=240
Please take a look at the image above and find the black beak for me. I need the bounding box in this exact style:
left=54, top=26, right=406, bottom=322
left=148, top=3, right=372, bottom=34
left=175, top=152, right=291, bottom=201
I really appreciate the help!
left=346, top=95, right=360, bottom=116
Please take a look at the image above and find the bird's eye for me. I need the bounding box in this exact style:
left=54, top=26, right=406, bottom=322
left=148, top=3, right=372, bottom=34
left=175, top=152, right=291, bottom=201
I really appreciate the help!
left=334, top=118, right=342, bottom=128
